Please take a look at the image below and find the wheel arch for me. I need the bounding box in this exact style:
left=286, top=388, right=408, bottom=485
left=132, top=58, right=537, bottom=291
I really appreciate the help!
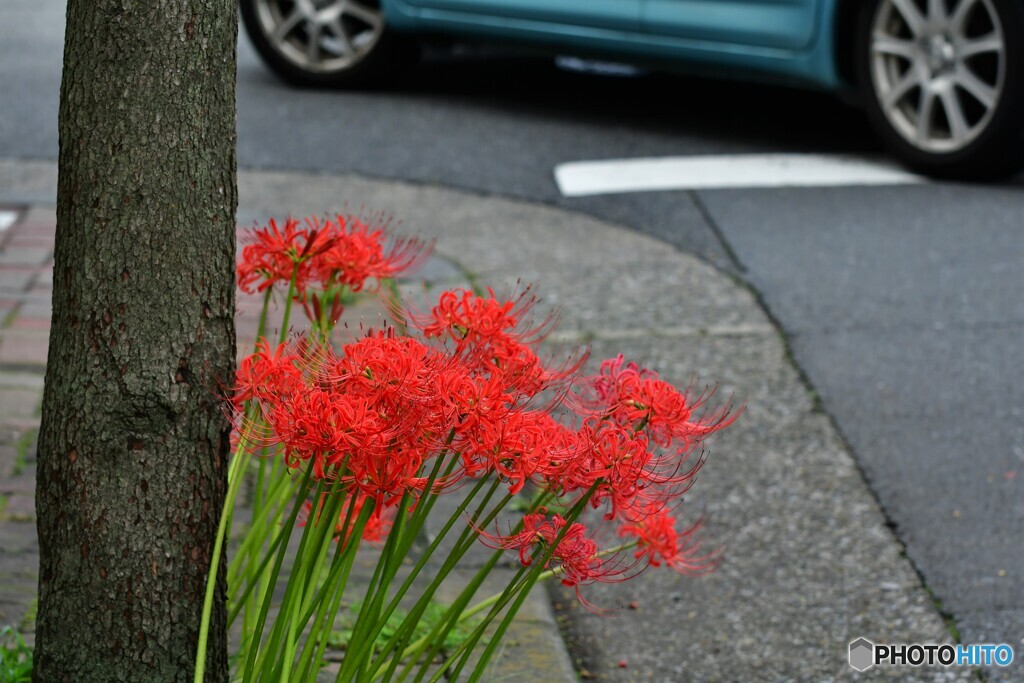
left=832, top=0, right=862, bottom=88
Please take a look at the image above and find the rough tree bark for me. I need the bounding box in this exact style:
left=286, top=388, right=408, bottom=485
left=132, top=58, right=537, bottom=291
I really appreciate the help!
left=34, top=0, right=237, bottom=680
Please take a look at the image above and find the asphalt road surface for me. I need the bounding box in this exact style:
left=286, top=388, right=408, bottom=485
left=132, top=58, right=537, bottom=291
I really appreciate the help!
left=3, top=0, right=1023, bottom=675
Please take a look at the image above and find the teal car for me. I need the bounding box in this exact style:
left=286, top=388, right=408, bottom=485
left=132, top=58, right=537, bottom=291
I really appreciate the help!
left=240, top=0, right=1024, bottom=178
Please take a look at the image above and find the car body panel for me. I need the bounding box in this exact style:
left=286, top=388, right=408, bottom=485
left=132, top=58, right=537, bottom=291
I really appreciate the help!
left=385, top=0, right=844, bottom=89
left=396, top=0, right=641, bottom=32
left=642, top=0, right=821, bottom=51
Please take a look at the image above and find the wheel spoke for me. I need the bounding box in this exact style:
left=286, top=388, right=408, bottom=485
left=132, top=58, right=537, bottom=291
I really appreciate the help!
left=342, top=1, right=382, bottom=30
left=916, top=89, right=937, bottom=142
left=891, top=0, right=926, bottom=36
left=872, top=34, right=918, bottom=60
left=938, top=88, right=969, bottom=141
left=955, top=67, right=997, bottom=108
left=927, top=0, right=947, bottom=21
left=949, top=0, right=981, bottom=32
left=956, top=32, right=1003, bottom=59
left=885, top=70, right=920, bottom=108
left=305, top=22, right=323, bottom=63
left=271, top=7, right=304, bottom=44
left=329, top=18, right=355, bottom=56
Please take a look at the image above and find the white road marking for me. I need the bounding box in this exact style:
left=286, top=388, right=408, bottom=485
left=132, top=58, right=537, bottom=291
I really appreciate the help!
left=0, top=210, right=18, bottom=231
left=554, top=154, right=927, bottom=196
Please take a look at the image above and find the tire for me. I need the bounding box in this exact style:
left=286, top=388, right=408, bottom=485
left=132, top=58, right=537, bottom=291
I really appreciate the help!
left=855, top=0, right=1024, bottom=179
left=239, top=0, right=416, bottom=88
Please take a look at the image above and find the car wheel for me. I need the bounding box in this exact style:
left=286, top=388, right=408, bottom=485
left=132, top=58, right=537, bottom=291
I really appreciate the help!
left=240, top=0, right=416, bottom=88
left=855, top=0, right=1024, bottom=179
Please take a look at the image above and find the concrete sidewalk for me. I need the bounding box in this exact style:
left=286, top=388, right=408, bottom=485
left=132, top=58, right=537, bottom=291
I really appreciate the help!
left=0, top=159, right=991, bottom=681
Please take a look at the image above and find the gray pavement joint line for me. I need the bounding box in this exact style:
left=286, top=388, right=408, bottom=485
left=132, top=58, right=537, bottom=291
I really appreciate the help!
left=547, top=323, right=776, bottom=342
left=688, top=189, right=747, bottom=275
left=0, top=362, right=47, bottom=374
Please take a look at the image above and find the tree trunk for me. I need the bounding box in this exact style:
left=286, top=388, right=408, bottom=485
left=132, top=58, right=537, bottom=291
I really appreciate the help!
left=35, top=1, right=237, bottom=680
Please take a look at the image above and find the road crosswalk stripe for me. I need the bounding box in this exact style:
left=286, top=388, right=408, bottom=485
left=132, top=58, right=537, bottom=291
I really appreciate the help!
left=0, top=210, right=18, bottom=231
left=554, top=154, right=927, bottom=196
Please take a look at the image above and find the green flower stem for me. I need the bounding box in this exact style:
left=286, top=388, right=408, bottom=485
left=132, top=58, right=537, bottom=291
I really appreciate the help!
left=256, top=285, right=273, bottom=343
left=399, top=550, right=515, bottom=683
left=256, top=476, right=329, bottom=679
left=267, top=489, right=373, bottom=681
left=397, top=485, right=555, bottom=674
left=293, top=471, right=365, bottom=630
left=194, top=437, right=252, bottom=683
left=332, top=443, right=465, bottom=671
left=396, top=437, right=456, bottom=545
left=244, top=457, right=267, bottom=639
left=228, top=455, right=295, bottom=594
left=345, top=476, right=502, bottom=676
left=395, top=489, right=559, bottom=682
left=233, top=471, right=302, bottom=639
left=245, top=269, right=298, bottom=627
left=424, top=485, right=599, bottom=683
left=276, top=586, right=304, bottom=683
left=295, top=478, right=350, bottom=619
left=240, top=465, right=314, bottom=682
left=421, top=570, right=529, bottom=683
left=463, top=487, right=600, bottom=683
left=294, top=534, right=351, bottom=682
left=239, top=284, right=275, bottom=643
left=273, top=492, right=344, bottom=672
left=465, top=575, right=538, bottom=683
left=295, top=493, right=371, bottom=679
left=227, top=527, right=287, bottom=626
left=371, top=486, right=519, bottom=682
left=337, top=496, right=411, bottom=682
left=249, top=454, right=299, bottom=655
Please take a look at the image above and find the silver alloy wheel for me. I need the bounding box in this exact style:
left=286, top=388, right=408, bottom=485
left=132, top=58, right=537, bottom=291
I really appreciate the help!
left=870, top=0, right=1006, bottom=153
left=254, top=0, right=385, bottom=74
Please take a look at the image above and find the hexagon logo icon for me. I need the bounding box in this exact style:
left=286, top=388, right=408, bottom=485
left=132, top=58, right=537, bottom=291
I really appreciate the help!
left=849, top=638, right=875, bottom=671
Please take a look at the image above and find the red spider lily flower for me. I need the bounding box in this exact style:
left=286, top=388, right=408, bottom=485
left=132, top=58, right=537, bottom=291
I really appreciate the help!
left=330, top=331, right=440, bottom=400
left=265, top=388, right=388, bottom=480
left=237, top=217, right=334, bottom=295
left=479, top=511, right=636, bottom=612
left=237, top=214, right=431, bottom=300
left=433, top=361, right=498, bottom=426
left=618, top=506, right=719, bottom=575
left=544, top=417, right=709, bottom=525
left=406, top=288, right=583, bottom=400
left=575, top=354, right=740, bottom=449
left=481, top=511, right=608, bottom=587
left=232, top=338, right=304, bottom=409
left=551, top=420, right=654, bottom=519
left=412, top=287, right=556, bottom=346
left=422, top=288, right=518, bottom=341
left=458, top=409, right=578, bottom=494
left=315, top=214, right=431, bottom=292
left=343, top=441, right=433, bottom=509
left=328, top=331, right=457, bottom=450
left=237, top=330, right=469, bottom=496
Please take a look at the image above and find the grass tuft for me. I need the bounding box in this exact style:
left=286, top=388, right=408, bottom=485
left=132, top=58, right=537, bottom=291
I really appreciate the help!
left=0, top=626, right=32, bottom=683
